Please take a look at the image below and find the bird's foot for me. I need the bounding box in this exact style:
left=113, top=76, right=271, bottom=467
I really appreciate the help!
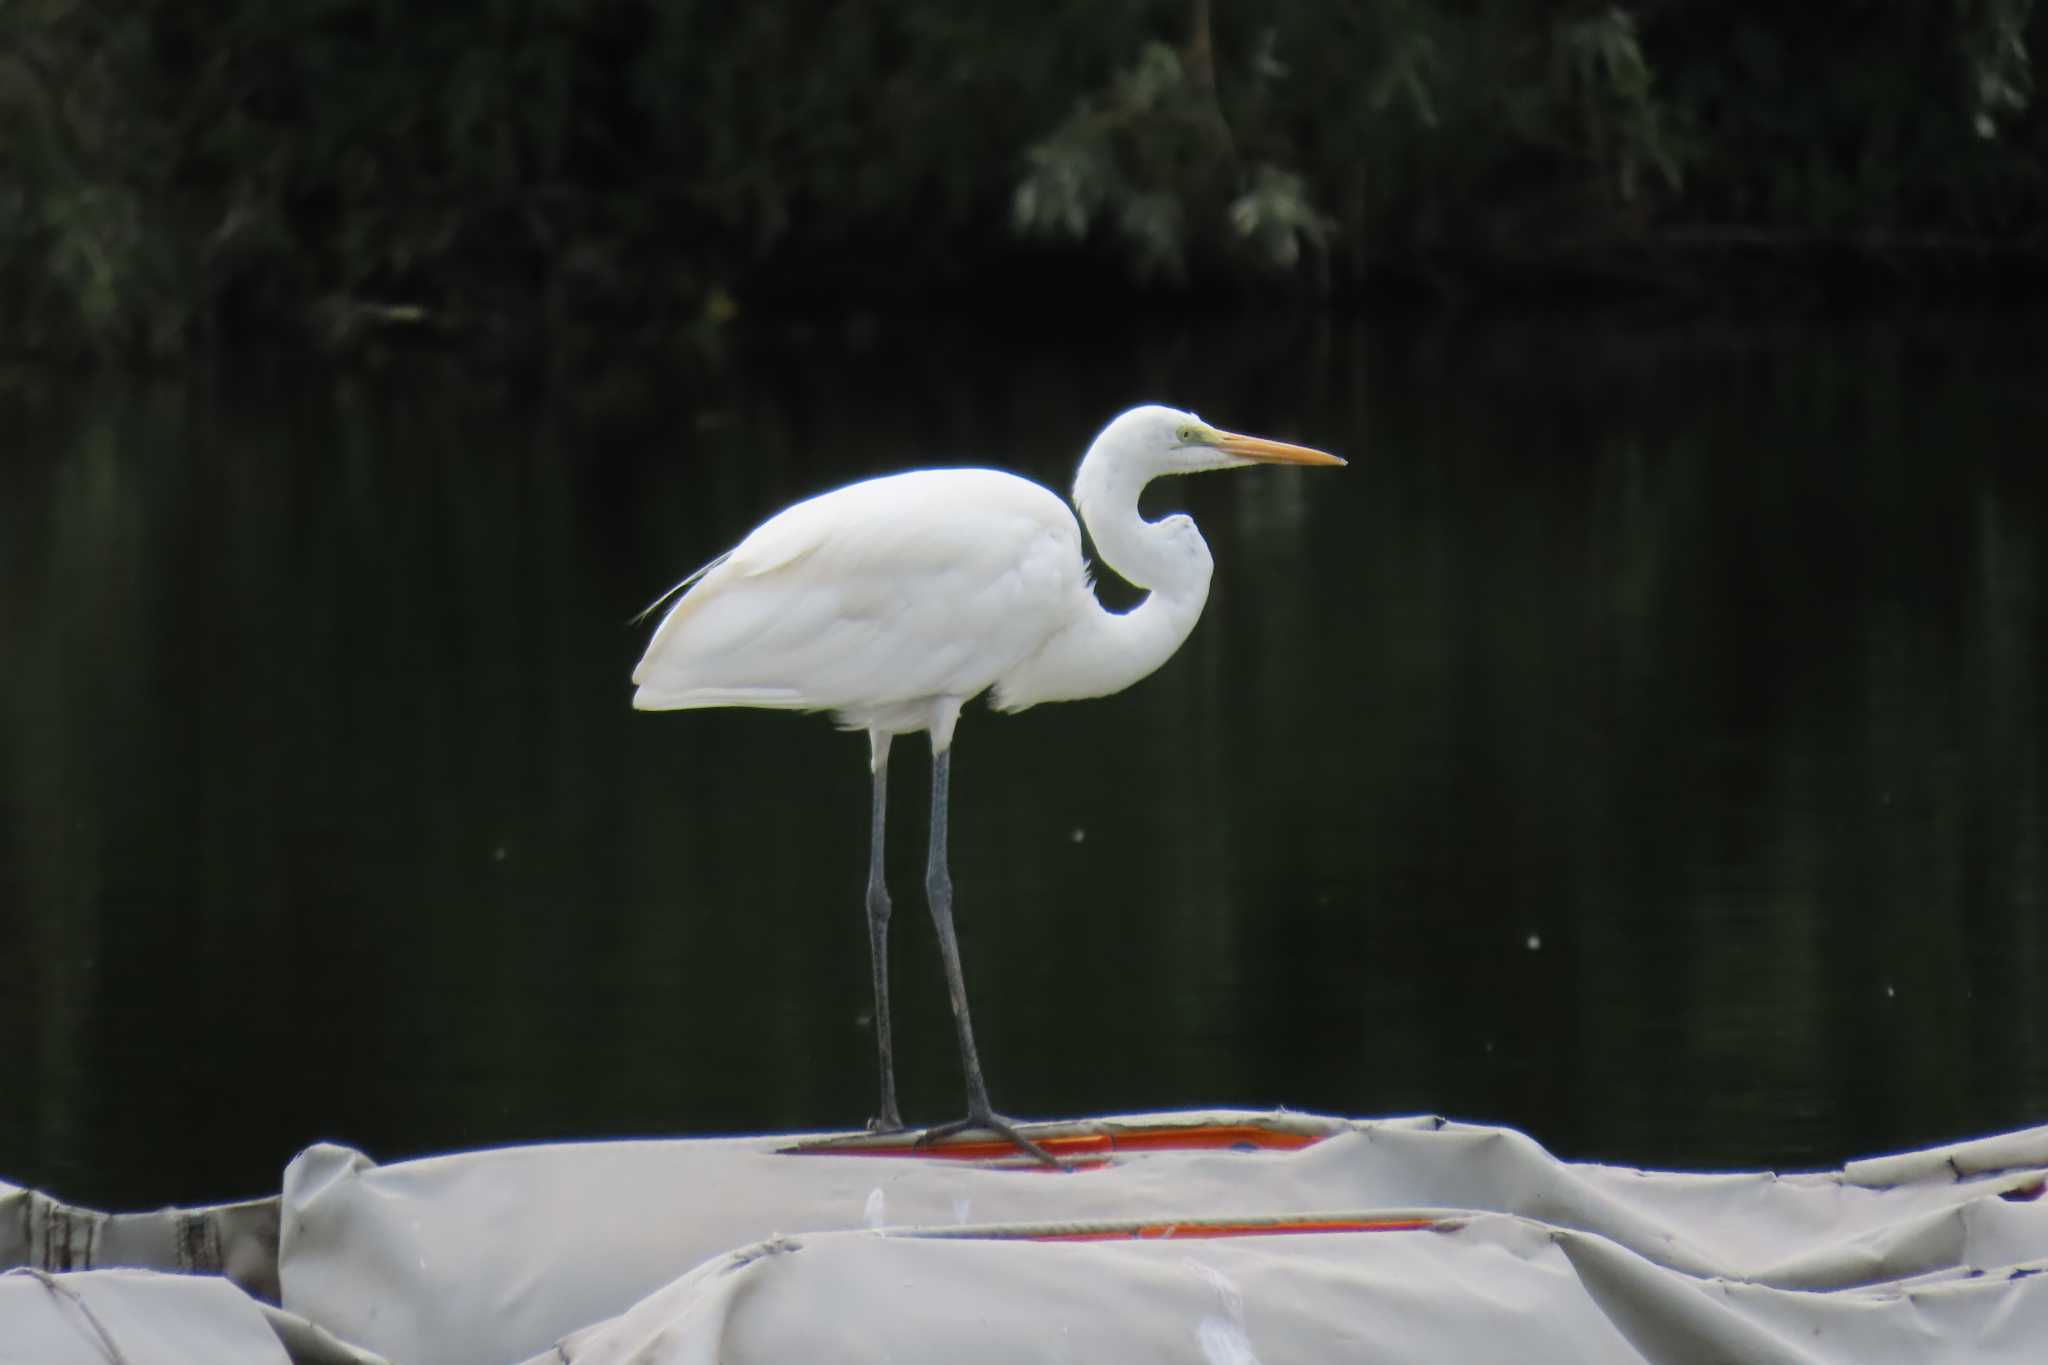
left=865, top=1107, right=907, bottom=1136
left=915, top=1109, right=1061, bottom=1168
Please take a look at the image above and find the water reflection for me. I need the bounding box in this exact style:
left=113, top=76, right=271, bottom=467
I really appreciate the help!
left=3, top=317, right=2042, bottom=1208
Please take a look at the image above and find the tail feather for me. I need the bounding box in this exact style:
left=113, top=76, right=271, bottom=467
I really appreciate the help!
left=631, top=684, right=810, bottom=712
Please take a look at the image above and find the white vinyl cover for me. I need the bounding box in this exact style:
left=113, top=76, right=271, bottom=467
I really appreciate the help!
left=6, top=1112, right=2046, bottom=1363
left=262, top=1111, right=2048, bottom=1365
left=0, top=1267, right=292, bottom=1365
left=0, top=1180, right=280, bottom=1301
left=0, top=1265, right=391, bottom=1365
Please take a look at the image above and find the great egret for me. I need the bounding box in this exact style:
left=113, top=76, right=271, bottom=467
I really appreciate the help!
left=633, top=405, right=1343, bottom=1161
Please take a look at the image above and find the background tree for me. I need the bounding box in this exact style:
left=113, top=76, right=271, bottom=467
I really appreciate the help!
left=0, top=1, right=2039, bottom=356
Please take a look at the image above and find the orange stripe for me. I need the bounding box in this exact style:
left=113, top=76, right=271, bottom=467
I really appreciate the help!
left=1031, top=1218, right=1438, bottom=1243
left=801, top=1123, right=1328, bottom=1163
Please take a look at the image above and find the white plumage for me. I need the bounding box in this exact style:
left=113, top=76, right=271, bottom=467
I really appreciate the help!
left=632, top=405, right=1342, bottom=1162
left=632, top=469, right=1087, bottom=733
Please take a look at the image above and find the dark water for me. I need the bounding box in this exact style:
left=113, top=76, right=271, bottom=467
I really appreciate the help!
left=4, top=316, right=2043, bottom=1210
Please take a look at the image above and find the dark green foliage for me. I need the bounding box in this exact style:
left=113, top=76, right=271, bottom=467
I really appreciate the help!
left=0, top=1, right=2041, bottom=355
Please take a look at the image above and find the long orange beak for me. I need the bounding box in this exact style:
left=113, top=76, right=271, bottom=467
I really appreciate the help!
left=1211, top=429, right=1346, bottom=467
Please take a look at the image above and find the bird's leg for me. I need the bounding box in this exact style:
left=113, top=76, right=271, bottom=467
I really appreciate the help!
left=864, top=730, right=903, bottom=1134
left=919, top=744, right=1058, bottom=1167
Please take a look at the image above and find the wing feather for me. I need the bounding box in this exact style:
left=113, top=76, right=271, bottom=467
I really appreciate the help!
left=628, top=550, right=732, bottom=626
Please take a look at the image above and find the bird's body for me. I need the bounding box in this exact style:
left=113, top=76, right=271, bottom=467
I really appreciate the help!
left=634, top=406, right=1341, bottom=1161
left=633, top=468, right=1096, bottom=734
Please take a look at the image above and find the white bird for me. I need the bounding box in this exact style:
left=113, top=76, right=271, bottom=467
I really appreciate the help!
left=632, top=405, right=1343, bottom=1161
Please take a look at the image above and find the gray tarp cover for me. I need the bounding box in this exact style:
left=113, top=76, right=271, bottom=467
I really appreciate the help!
left=7, top=1111, right=2047, bottom=1364
left=0, top=1267, right=290, bottom=1365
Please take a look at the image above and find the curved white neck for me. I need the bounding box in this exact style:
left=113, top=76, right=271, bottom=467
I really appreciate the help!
left=1072, top=442, right=1206, bottom=597
left=992, top=441, right=1213, bottom=711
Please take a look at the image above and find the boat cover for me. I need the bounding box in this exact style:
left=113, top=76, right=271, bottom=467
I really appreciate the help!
left=5, top=1110, right=2045, bottom=1364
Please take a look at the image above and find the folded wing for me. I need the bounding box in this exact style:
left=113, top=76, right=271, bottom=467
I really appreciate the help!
left=631, top=469, right=1088, bottom=722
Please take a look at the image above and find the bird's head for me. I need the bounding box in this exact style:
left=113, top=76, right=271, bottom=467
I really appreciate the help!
left=1101, top=404, right=1346, bottom=477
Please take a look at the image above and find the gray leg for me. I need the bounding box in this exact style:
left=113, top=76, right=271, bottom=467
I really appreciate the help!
left=865, top=733, right=903, bottom=1133
left=920, top=745, right=1056, bottom=1166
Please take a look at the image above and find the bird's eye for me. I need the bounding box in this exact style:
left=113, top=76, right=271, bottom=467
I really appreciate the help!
left=1177, top=425, right=1196, bottom=444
